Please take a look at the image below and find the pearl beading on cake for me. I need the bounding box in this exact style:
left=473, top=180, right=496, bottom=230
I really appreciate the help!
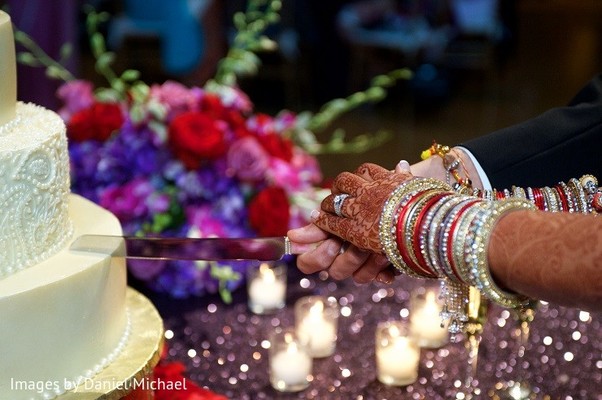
left=38, top=308, right=133, bottom=400
left=0, top=115, right=21, bottom=136
left=0, top=102, right=73, bottom=279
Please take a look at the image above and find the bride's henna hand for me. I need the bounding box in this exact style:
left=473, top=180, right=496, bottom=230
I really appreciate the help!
left=315, top=163, right=413, bottom=253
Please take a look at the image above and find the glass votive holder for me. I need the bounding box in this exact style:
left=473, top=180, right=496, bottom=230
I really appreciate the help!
left=375, top=320, right=420, bottom=386
left=409, top=286, right=449, bottom=348
left=247, top=262, right=287, bottom=315
left=294, top=295, right=339, bottom=358
left=269, top=328, right=312, bottom=392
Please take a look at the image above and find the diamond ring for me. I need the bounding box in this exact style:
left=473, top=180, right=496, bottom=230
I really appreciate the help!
left=333, top=193, right=349, bottom=217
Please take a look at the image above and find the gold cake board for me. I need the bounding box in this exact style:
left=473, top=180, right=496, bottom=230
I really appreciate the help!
left=59, top=287, right=164, bottom=399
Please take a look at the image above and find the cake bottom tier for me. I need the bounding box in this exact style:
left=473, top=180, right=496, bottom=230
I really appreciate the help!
left=0, top=195, right=129, bottom=400
left=59, top=287, right=164, bottom=399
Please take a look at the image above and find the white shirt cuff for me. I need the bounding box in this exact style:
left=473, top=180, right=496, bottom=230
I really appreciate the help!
left=456, top=146, right=493, bottom=190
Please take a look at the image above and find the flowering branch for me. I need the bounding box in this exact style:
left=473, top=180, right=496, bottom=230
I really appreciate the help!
left=210, top=0, right=282, bottom=87
left=13, top=30, right=75, bottom=82
left=14, top=6, right=142, bottom=102
left=83, top=6, right=143, bottom=102
left=291, top=68, right=413, bottom=154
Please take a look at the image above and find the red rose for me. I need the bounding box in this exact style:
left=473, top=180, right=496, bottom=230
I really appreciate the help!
left=67, top=102, right=123, bottom=142
left=201, top=93, right=249, bottom=138
left=248, top=187, right=290, bottom=236
left=200, top=94, right=228, bottom=118
left=152, top=361, right=228, bottom=400
left=258, top=133, right=294, bottom=162
left=168, top=111, right=228, bottom=169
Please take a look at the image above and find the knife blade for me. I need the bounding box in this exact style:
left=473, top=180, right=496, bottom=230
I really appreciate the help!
left=69, top=235, right=292, bottom=261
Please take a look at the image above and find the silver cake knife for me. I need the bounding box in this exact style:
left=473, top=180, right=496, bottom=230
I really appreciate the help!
left=70, top=235, right=292, bottom=261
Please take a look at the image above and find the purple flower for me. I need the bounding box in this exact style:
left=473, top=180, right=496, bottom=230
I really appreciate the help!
left=151, top=260, right=211, bottom=298
left=69, top=140, right=104, bottom=201
left=128, top=259, right=167, bottom=280
left=61, top=75, right=325, bottom=301
left=95, top=122, right=167, bottom=185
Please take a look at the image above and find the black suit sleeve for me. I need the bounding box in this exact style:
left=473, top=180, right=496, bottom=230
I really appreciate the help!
left=460, top=74, right=602, bottom=189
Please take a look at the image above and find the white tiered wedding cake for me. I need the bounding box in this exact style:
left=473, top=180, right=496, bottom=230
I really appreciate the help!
left=0, top=11, right=131, bottom=400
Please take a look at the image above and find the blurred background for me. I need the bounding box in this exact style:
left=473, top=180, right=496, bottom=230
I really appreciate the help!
left=3, top=0, right=602, bottom=179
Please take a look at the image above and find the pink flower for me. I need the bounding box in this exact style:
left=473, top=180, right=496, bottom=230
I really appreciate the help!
left=149, top=80, right=203, bottom=120
left=267, top=158, right=302, bottom=191
left=266, top=150, right=322, bottom=192
left=186, top=206, right=229, bottom=238
left=56, top=80, right=95, bottom=120
left=211, top=85, right=253, bottom=113
left=226, top=137, right=270, bottom=181
left=291, top=149, right=323, bottom=185
left=99, top=178, right=154, bottom=221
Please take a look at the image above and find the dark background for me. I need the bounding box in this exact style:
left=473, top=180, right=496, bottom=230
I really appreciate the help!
left=4, top=0, right=602, bottom=178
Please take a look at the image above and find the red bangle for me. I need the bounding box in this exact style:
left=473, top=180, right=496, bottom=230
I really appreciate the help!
left=395, top=191, right=437, bottom=277
left=411, top=192, right=450, bottom=278
left=532, top=187, right=545, bottom=210
left=394, top=191, right=427, bottom=275
left=554, top=184, right=568, bottom=212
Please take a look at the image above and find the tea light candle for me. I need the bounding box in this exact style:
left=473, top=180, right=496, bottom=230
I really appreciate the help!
left=410, top=289, right=449, bottom=348
left=269, top=330, right=312, bottom=392
left=376, top=321, right=420, bottom=386
left=295, top=296, right=338, bottom=358
left=247, top=263, right=286, bottom=314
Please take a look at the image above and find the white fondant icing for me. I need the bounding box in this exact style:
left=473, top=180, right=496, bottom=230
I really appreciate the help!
left=0, top=195, right=128, bottom=400
left=0, top=102, right=72, bottom=279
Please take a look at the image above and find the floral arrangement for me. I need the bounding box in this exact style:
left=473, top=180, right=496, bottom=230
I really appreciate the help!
left=16, top=0, right=410, bottom=301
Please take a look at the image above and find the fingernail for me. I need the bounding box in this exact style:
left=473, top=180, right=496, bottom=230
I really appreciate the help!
left=310, top=209, right=320, bottom=220
left=397, top=160, right=410, bottom=171
left=376, top=272, right=393, bottom=284
left=327, top=240, right=341, bottom=257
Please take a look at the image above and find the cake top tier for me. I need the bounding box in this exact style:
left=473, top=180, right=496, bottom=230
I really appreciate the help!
left=0, top=11, right=17, bottom=127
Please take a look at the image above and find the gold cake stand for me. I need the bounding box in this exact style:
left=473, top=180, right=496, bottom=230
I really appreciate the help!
left=59, top=288, right=164, bottom=400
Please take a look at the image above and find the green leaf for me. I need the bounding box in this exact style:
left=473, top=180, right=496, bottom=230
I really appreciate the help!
left=45, top=66, right=65, bottom=79
left=129, top=104, right=146, bottom=125
left=16, top=52, right=40, bottom=66
left=233, top=12, right=247, bottom=29
left=111, top=79, right=125, bottom=94
left=365, top=87, right=386, bottom=101
left=90, top=32, right=105, bottom=57
left=129, top=82, right=150, bottom=102
left=120, top=69, right=140, bottom=82
left=95, top=52, right=115, bottom=70
left=59, top=43, right=73, bottom=61
left=219, top=287, right=233, bottom=304
left=94, top=87, right=120, bottom=102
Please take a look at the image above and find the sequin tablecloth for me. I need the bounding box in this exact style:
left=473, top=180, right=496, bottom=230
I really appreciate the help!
left=140, top=267, right=601, bottom=400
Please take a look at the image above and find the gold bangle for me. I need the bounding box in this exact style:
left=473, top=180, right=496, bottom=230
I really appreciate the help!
left=379, top=183, right=422, bottom=277
left=464, top=198, right=536, bottom=308
left=379, top=178, right=452, bottom=276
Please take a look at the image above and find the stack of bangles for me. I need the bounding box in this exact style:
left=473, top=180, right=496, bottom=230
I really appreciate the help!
left=379, top=175, right=602, bottom=333
left=468, top=175, right=602, bottom=213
